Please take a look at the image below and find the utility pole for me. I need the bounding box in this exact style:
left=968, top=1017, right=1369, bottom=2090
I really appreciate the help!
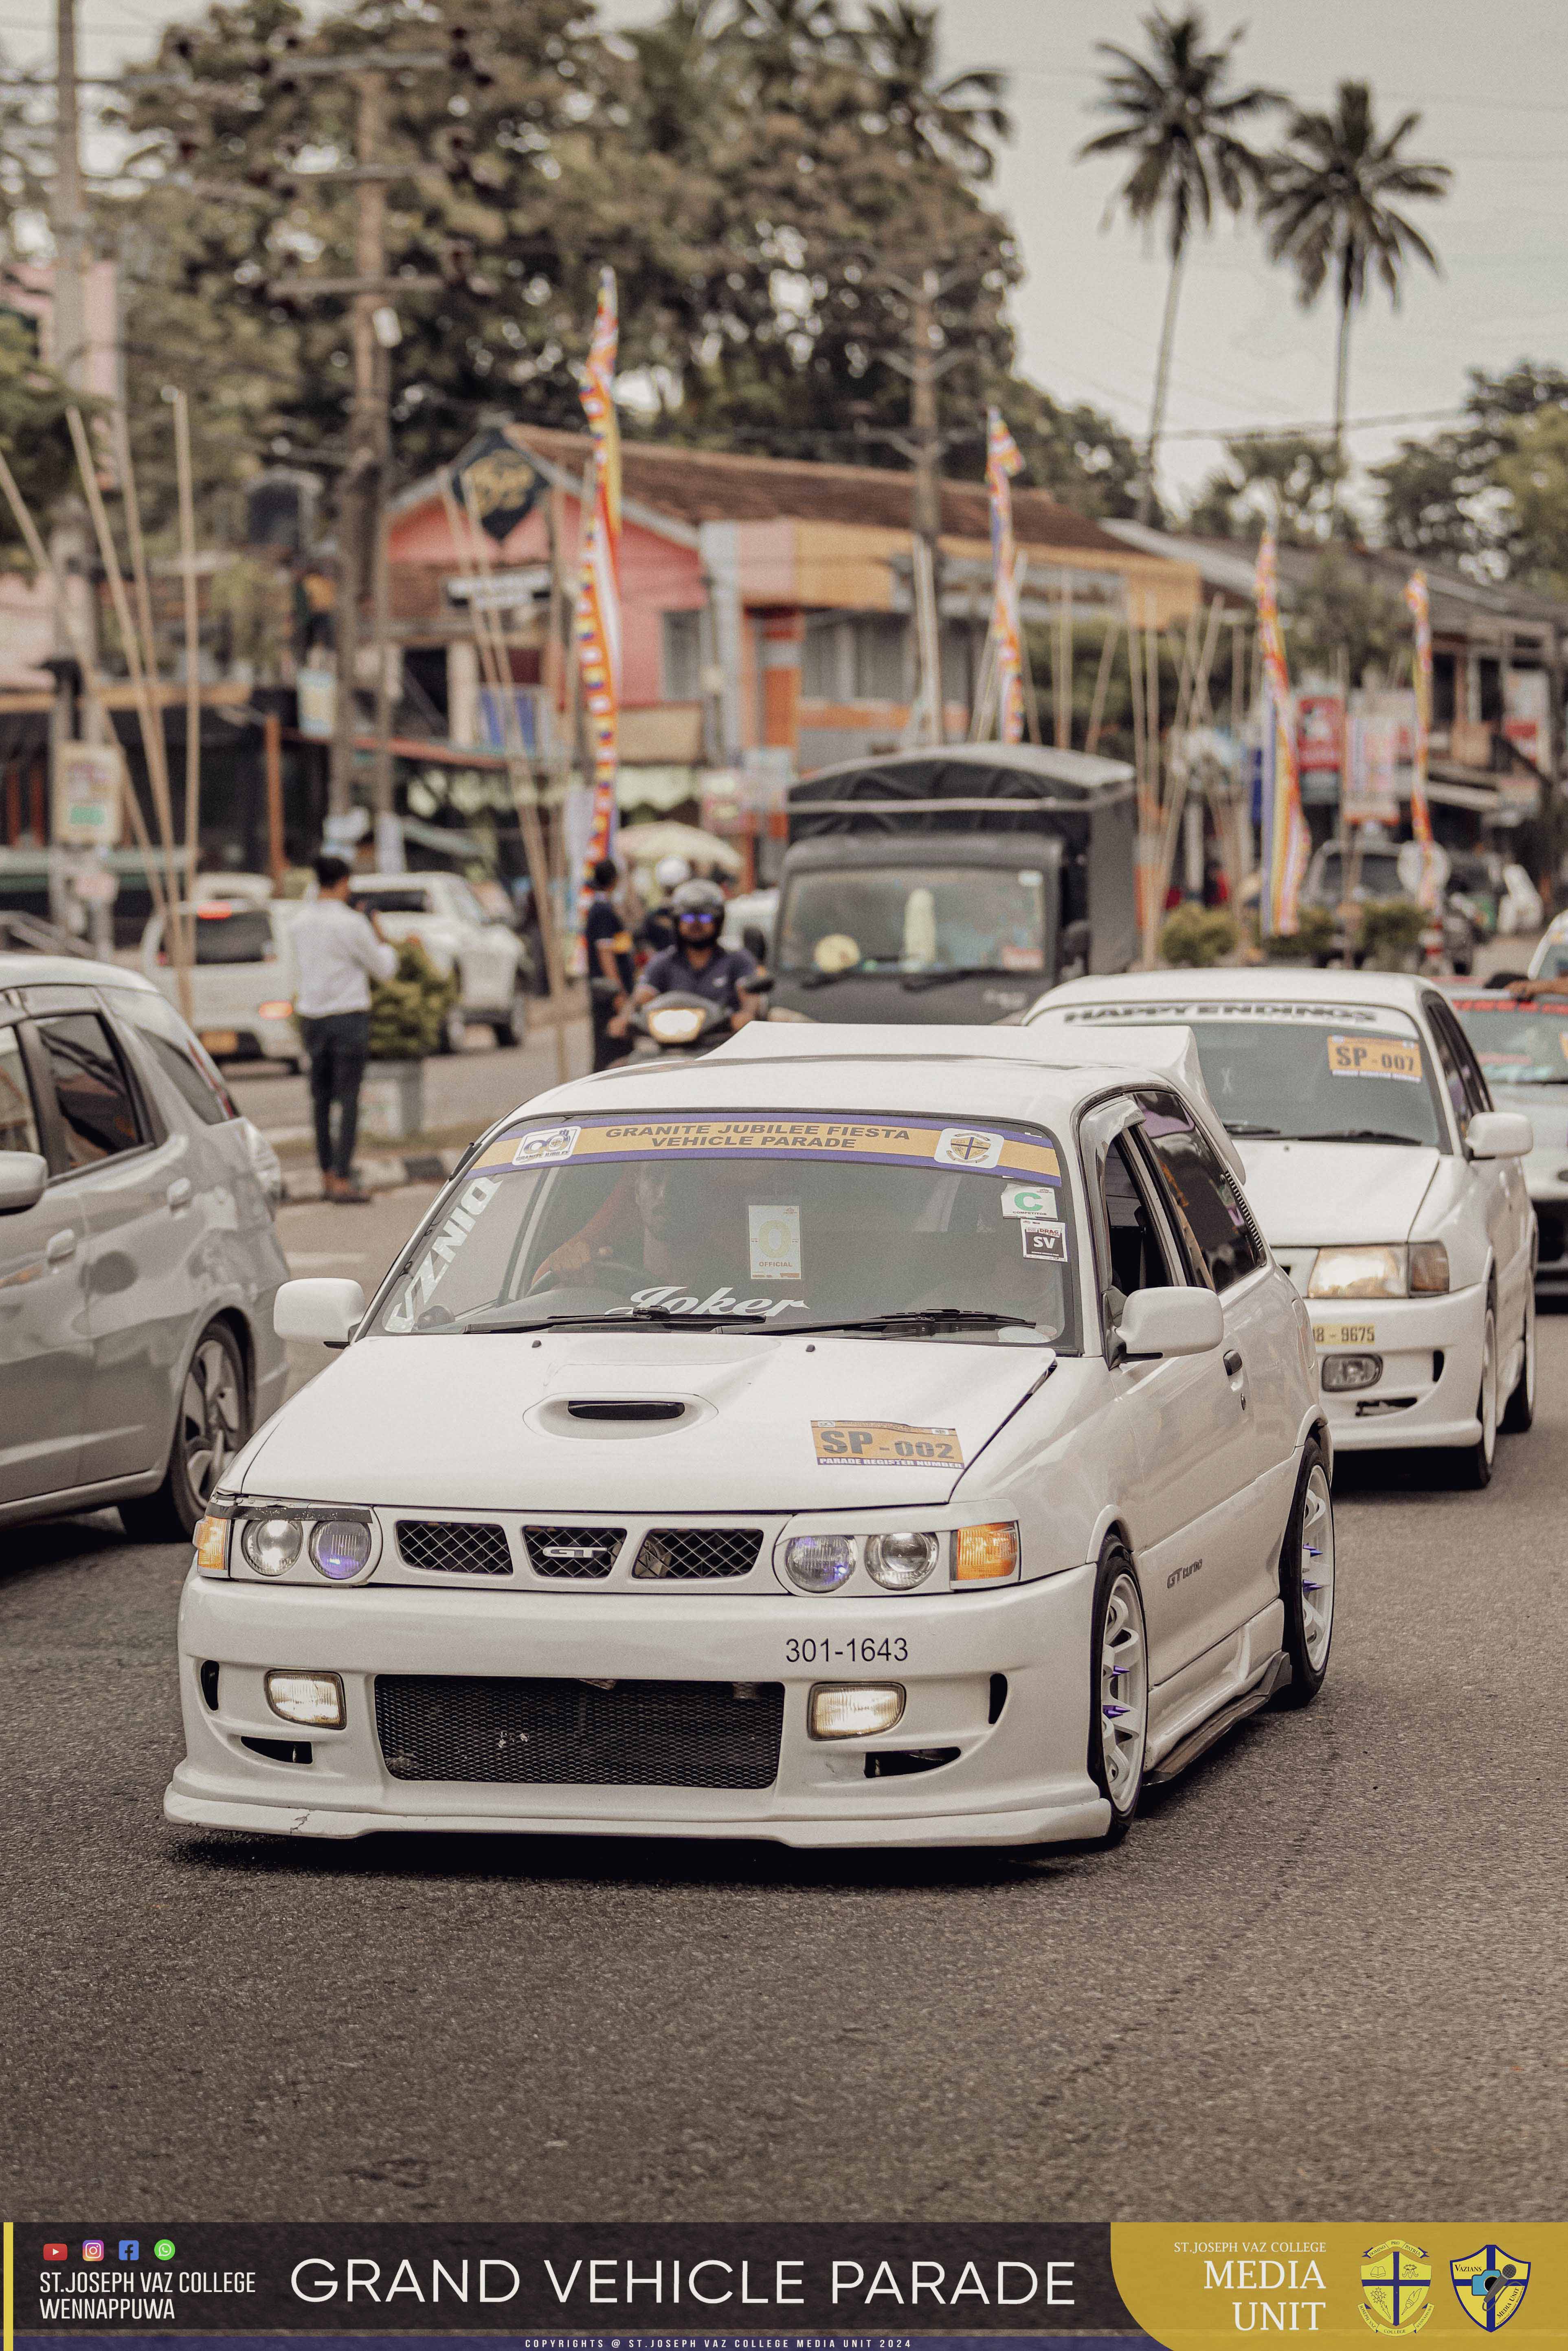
left=871, top=264, right=968, bottom=746
left=47, top=0, right=93, bottom=931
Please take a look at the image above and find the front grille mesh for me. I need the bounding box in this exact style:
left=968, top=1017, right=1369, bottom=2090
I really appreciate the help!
left=523, top=1524, right=624, bottom=1578
left=396, top=1519, right=512, bottom=1577
left=375, top=1675, right=784, bottom=1789
left=631, top=1527, right=762, bottom=1580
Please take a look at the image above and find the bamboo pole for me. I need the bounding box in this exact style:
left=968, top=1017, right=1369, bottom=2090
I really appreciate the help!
left=1085, top=615, right=1120, bottom=756
left=0, top=444, right=169, bottom=936
left=172, top=391, right=203, bottom=954
left=105, top=406, right=189, bottom=1010
left=1054, top=578, right=1074, bottom=751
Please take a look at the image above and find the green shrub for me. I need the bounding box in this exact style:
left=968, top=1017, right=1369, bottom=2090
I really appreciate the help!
left=368, top=939, right=460, bottom=1060
left=1258, top=904, right=1337, bottom=963
left=1159, top=903, right=1239, bottom=967
left=1358, top=897, right=1429, bottom=971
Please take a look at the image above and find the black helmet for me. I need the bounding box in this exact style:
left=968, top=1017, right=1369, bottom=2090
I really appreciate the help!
left=671, top=879, right=725, bottom=929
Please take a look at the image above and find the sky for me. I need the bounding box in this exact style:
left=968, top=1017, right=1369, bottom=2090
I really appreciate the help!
left=8, top=0, right=1568, bottom=514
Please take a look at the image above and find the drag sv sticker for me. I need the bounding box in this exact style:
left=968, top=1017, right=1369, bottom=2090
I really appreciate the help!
left=1020, top=1217, right=1068, bottom=1261
left=383, top=1176, right=501, bottom=1332
left=812, top=1420, right=965, bottom=1467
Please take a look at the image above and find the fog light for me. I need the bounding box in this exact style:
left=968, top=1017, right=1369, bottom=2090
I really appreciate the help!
left=783, top=1534, right=854, bottom=1591
left=808, top=1683, right=905, bottom=1738
left=309, top=1518, right=373, bottom=1580
left=242, top=1514, right=301, bottom=1576
left=1322, top=1351, right=1383, bottom=1393
left=265, top=1671, right=345, bottom=1729
left=953, top=1522, right=1020, bottom=1583
left=864, top=1530, right=939, bottom=1590
left=194, top=1516, right=228, bottom=1575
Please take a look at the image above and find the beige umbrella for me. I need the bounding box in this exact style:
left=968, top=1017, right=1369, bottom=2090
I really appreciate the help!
left=615, top=820, right=743, bottom=877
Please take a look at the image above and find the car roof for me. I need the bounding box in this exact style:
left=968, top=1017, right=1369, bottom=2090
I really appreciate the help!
left=484, top=1021, right=1240, bottom=1172
left=1030, top=967, right=1436, bottom=1018
left=0, top=951, right=155, bottom=994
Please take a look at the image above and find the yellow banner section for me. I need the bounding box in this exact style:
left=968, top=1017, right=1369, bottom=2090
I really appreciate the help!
left=477, top=1117, right=1061, bottom=1182
left=1111, top=2223, right=1565, bottom=2350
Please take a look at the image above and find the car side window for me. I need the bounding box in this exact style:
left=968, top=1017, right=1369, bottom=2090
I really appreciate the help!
left=107, top=988, right=237, bottom=1127
left=1430, top=1000, right=1491, bottom=1121
left=0, top=1024, right=42, bottom=1157
left=1100, top=1134, right=1179, bottom=1299
left=35, top=1013, right=145, bottom=1169
left=1139, top=1092, right=1264, bottom=1294
left=1424, top=1008, right=1473, bottom=1133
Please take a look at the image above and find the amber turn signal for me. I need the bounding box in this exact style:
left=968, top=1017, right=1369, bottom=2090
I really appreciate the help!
left=193, top=1516, right=229, bottom=1576
left=952, top=1522, right=1019, bottom=1583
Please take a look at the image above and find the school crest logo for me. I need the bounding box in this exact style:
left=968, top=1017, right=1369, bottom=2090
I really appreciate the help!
left=1359, top=2241, right=1433, bottom=2335
left=1450, top=2247, right=1530, bottom=2331
left=934, top=1127, right=1004, bottom=1170
left=513, top=1125, right=579, bottom=1166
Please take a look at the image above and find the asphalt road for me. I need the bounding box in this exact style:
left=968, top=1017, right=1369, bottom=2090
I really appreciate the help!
left=1, top=1188, right=1563, bottom=2222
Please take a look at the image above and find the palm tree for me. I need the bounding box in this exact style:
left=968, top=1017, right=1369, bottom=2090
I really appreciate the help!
left=861, top=1, right=1012, bottom=182
left=1078, top=9, right=1279, bottom=522
left=1262, top=81, right=1451, bottom=509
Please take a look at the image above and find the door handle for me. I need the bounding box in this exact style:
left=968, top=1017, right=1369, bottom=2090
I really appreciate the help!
left=167, top=1177, right=193, bottom=1211
left=1223, top=1348, right=1244, bottom=1377
left=45, top=1227, right=77, bottom=1263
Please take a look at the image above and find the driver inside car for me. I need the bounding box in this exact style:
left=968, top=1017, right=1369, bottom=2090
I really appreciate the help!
left=533, top=1159, right=780, bottom=1292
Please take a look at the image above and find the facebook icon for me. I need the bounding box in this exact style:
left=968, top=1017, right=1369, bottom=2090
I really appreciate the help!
left=119, top=2241, right=139, bottom=2261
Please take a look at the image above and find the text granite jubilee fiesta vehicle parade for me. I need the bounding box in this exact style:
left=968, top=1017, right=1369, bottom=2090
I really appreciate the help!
left=166, top=1018, right=1333, bottom=1851
left=1025, top=969, right=1537, bottom=1485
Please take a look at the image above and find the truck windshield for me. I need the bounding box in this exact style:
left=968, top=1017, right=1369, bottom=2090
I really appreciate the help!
left=371, top=1111, right=1080, bottom=1349
left=778, top=866, right=1047, bottom=976
left=1309, top=848, right=1406, bottom=903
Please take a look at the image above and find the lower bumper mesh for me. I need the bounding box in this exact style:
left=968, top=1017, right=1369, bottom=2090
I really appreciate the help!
left=375, top=1674, right=785, bottom=1790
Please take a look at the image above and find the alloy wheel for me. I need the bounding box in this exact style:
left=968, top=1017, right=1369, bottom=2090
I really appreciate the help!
left=1099, top=1570, right=1148, bottom=1812
left=180, top=1337, right=242, bottom=1504
left=1300, top=1462, right=1335, bottom=1673
left=1479, top=1307, right=1497, bottom=1468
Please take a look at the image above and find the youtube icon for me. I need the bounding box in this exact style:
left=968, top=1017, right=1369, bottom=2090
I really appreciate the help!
left=42, top=2244, right=67, bottom=2263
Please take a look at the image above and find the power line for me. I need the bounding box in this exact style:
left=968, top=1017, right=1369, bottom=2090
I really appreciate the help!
left=1161, top=406, right=1472, bottom=443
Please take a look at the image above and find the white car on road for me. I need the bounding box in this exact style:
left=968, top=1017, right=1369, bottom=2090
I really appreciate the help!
left=166, top=1020, right=1331, bottom=1851
left=347, top=872, right=531, bottom=1048
left=1027, top=971, right=1536, bottom=1484
left=141, top=897, right=306, bottom=1071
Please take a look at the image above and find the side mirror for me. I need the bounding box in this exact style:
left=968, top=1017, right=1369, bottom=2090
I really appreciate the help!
left=742, top=925, right=769, bottom=962
left=747, top=971, right=776, bottom=993
left=1116, top=1286, right=1224, bottom=1360
left=1466, top=1110, right=1533, bottom=1160
left=275, top=1277, right=366, bottom=1345
left=0, top=1150, right=47, bottom=1214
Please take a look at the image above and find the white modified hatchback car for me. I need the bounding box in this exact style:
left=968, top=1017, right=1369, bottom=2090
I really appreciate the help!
left=166, top=1022, right=1332, bottom=1851
left=1027, top=972, right=1536, bottom=1485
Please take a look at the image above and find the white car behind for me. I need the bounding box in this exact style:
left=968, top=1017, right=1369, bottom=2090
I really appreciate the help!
left=1026, top=971, right=1536, bottom=1485
left=347, top=872, right=531, bottom=1048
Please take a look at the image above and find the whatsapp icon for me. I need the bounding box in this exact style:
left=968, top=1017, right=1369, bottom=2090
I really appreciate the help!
left=153, top=2240, right=176, bottom=2262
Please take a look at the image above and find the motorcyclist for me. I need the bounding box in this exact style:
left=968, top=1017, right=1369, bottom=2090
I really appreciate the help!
left=621, top=878, right=763, bottom=1035
left=637, top=854, right=693, bottom=959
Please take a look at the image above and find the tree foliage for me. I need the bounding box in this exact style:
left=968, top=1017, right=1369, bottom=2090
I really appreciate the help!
left=1374, top=363, right=1568, bottom=587
left=1185, top=432, right=1345, bottom=543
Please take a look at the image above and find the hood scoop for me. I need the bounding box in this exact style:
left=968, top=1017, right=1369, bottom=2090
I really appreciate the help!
left=567, top=1399, right=687, bottom=1424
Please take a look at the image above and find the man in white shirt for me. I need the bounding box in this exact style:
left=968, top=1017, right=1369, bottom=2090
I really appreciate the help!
left=292, top=854, right=397, bottom=1202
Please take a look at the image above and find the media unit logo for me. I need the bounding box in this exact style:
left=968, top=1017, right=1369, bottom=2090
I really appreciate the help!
left=1450, top=2247, right=1531, bottom=2331
left=1359, top=2241, right=1432, bottom=2335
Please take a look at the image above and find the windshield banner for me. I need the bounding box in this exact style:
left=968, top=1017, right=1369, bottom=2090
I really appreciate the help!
left=475, top=1115, right=1061, bottom=1183
left=1050, top=1001, right=1419, bottom=1037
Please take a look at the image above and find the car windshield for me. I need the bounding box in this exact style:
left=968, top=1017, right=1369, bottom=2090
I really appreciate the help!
left=1447, top=994, right=1568, bottom=1085
left=370, top=1111, right=1080, bottom=1348
left=354, top=887, right=434, bottom=914
left=1310, top=848, right=1406, bottom=902
left=777, top=866, right=1048, bottom=977
left=1045, top=1002, right=1447, bottom=1147
left=187, top=907, right=276, bottom=965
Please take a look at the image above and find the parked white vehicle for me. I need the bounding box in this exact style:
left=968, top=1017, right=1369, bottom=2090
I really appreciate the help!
left=167, top=1019, right=1331, bottom=1850
left=347, top=872, right=530, bottom=1048
left=1027, top=971, right=1536, bottom=1483
left=141, top=898, right=306, bottom=1071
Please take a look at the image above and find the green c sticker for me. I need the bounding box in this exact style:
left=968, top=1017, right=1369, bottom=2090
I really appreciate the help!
left=1002, top=1180, right=1057, bottom=1219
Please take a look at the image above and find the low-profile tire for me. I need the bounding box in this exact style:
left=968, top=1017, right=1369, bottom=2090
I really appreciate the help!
left=119, top=1321, right=248, bottom=1543
left=1453, top=1292, right=1498, bottom=1489
left=492, top=978, right=530, bottom=1049
left=1500, top=1278, right=1536, bottom=1435
left=1273, top=1438, right=1335, bottom=1710
left=1086, top=1539, right=1148, bottom=1845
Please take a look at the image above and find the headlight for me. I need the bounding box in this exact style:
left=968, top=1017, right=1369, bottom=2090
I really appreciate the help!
left=243, top=1514, right=302, bottom=1576
left=648, top=1005, right=706, bottom=1044
left=783, top=1534, right=855, bottom=1591
left=1307, top=1244, right=1406, bottom=1299
left=310, top=1518, right=373, bottom=1580
left=864, top=1531, right=940, bottom=1591
left=1409, top=1241, right=1450, bottom=1294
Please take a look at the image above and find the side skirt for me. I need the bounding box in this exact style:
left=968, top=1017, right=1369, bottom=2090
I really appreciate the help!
left=1146, top=1651, right=1288, bottom=1786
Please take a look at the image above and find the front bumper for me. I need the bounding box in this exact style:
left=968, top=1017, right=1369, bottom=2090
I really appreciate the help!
left=1524, top=1155, right=1568, bottom=1287
left=165, top=1567, right=1108, bottom=1848
left=1309, top=1283, right=1486, bottom=1451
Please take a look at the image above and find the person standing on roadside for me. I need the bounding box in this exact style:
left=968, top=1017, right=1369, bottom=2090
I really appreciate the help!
left=583, top=855, right=636, bottom=1072
left=291, top=853, right=396, bottom=1203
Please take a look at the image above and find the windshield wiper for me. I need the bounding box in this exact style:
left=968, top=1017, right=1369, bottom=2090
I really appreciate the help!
left=769, top=1307, right=1037, bottom=1338
left=1289, top=1128, right=1427, bottom=1146
left=1223, top=1120, right=1284, bottom=1136
left=461, top=1305, right=788, bottom=1334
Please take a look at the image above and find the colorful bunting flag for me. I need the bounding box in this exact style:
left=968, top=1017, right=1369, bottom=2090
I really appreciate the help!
left=1255, top=531, right=1311, bottom=937
left=986, top=408, right=1024, bottom=745
left=575, top=268, right=622, bottom=925
left=1404, top=570, right=1440, bottom=910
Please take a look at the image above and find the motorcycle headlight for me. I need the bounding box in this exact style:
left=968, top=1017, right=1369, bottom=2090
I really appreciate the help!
left=864, top=1531, right=940, bottom=1591
left=648, top=1005, right=706, bottom=1044
left=1307, top=1244, right=1406, bottom=1299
